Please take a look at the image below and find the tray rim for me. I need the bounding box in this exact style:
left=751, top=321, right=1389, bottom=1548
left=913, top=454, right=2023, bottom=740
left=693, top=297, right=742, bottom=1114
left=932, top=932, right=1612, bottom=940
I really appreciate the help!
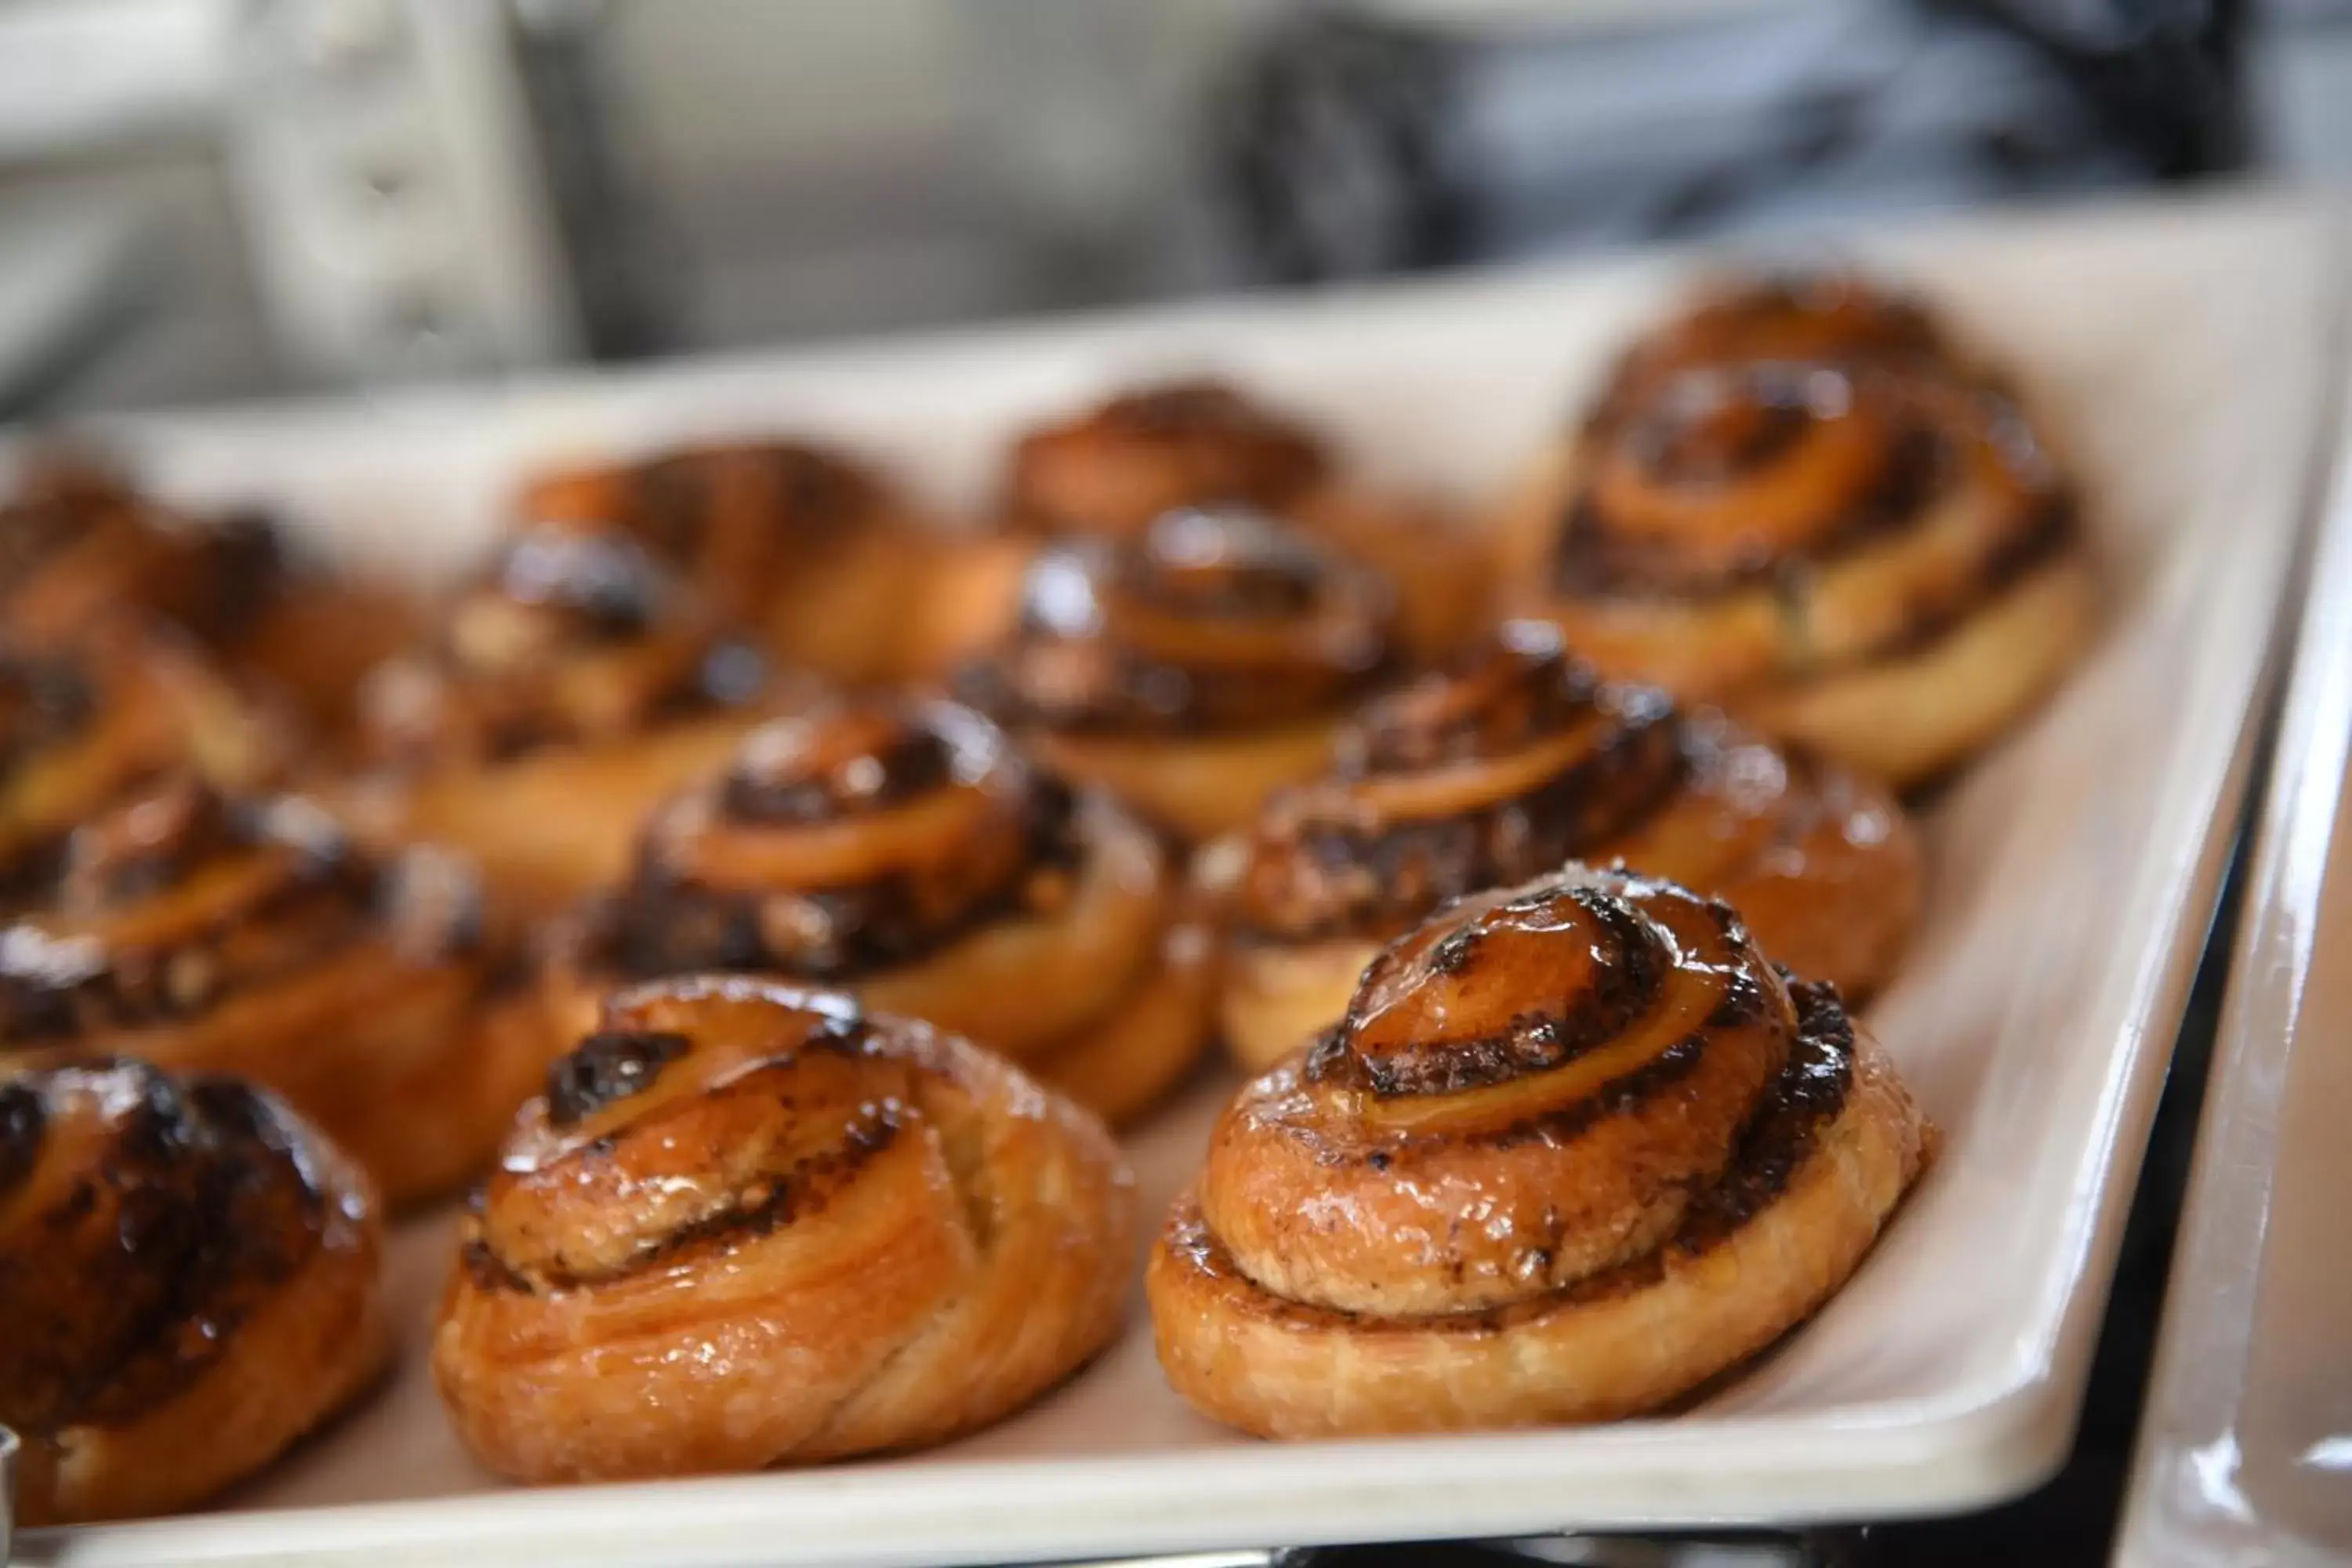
left=2113, top=205, right=2352, bottom=1568
left=12, top=191, right=2343, bottom=1568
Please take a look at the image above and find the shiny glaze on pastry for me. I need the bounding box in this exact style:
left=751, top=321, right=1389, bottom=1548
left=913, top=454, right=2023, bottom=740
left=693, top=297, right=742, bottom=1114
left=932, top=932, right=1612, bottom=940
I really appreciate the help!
left=0, top=622, right=284, bottom=897
left=1149, top=866, right=1929, bottom=1437
left=1003, top=380, right=1490, bottom=658
left=1214, top=622, right=1918, bottom=1069
left=435, top=975, right=1134, bottom=1481
left=348, top=513, right=775, bottom=916
left=960, top=506, right=1398, bottom=839
left=0, top=1058, right=387, bottom=1523
left=519, top=439, right=945, bottom=683
left=547, top=695, right=1214, bottom=1125
left=1005, top=381, right=1329, bottom=539
left=0, top=777, right=550, bottom=1206
left=1517, top=347, right=2094, bottom=786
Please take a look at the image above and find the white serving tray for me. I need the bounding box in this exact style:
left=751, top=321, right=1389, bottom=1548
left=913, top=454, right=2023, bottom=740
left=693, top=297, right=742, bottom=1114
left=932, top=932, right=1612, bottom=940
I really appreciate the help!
left=13, top=191, right=2343, bottom=1568
left=2113, top=227, right=2352, bottom=1568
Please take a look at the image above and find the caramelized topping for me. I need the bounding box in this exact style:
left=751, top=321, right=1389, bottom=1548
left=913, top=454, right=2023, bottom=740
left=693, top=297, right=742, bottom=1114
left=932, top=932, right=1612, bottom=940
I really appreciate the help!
left=964, top=506, right=1396, bottom=735
left=1236, top=627, right=1682, bottom=942
left=0, top=1061, right=339, bottom=1436
left=545, top=1029, right=691, bottom=1127
left=1007, top=380, right=1330, bottom=537
left=0, top=779, right=475, bottom=1046
left=365, top=517, right=757, bottom=765
left=590, top=697, right=1076, bottom=980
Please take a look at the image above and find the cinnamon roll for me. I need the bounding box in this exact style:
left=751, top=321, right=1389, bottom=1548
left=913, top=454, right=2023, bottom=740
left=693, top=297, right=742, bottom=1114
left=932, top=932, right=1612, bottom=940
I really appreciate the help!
left=546, top=695, right=1214, bottom=1126
left=960, top=506, right=1399, bottom=840
left=435, top=975, right=1133, bottom=1482
left=1217, top=622, right=1918, bottom=1072
left=0, top=1059, right=387, bottom=1524
left=519, top=439, right=964, bottom=684
left=1149, top=865, right=1930, bottom=1438
left=0, top=622, right=284, bottom=895
left=1004, top=380, right=1490, bottom=659
left=0, top=776, right=550, bottom=1207
left=0, top=452, right=281, bottom=652
left=350, top=513, right=774, bottom=915
left=1513, top=343, right=2096, bottom=786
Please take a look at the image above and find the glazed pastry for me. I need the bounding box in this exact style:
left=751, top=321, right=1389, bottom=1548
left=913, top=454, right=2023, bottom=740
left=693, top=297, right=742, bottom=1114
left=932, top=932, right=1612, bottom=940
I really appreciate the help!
left=960, top=506, right=1398, bottom=841
left=0, top=452, right=281, bottom=652
left=0, top=776, right=549, bottom=1207
left=0, top=1059, right=387, bottom=1524
left=1004, top=380, right=1490, bottom=659
left=0, top=621, right=285, bottom=893
left=1216, top=622, right=1918, bottom=1072
left=1512, top=345, right=2095, bottom=786
left=1149, top=865, right=1930, bottom=1438
left=519, top=439, right=964, bottom=684
left=350, top=512, right=775, bottom=915
left=436, top=975, right=1133, bottom=1481
left=546, top=695, right=1214, bottom=1126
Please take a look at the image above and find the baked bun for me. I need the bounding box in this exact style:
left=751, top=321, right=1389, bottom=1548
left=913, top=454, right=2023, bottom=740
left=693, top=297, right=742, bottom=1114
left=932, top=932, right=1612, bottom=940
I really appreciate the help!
left=1215, top=622, right=1918, bottom=1071
left=0, top=452, right=281, bottom=652
left=546, top=695, right=1213, bottom=1125
left=1003, top=381, right=1488, bottom=659
left=0, top=622, right=284, bottom=892
left=519, top=439, right=985, bottom=684
left=350, top=513, right=775, bottom=915
left=1509, top=281, right=2093, bottom=786
left=0, top=1059, right=387, bottom=1524
left=0, top=777, right=548, bottom=1207
left=1149, top=865, right=1930, bottom=1438
left=960, top=506, right=1398, bottom=840
left=435, top=975, right=1134, bottom=1481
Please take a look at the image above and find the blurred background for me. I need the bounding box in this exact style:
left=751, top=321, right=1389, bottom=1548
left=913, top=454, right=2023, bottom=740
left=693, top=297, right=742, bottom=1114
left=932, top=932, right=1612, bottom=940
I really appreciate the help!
left=0, top=0, right=2339, bottom=419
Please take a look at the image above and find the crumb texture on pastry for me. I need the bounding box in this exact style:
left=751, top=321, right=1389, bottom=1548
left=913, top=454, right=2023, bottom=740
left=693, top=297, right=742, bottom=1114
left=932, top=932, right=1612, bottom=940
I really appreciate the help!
left=548, top=695, right=1213, bottom=1125
left=1218, top=623, right=1920, bottom=1069
left=0, top=776, right=546, bottom=1206
left=0, top=1058, right=387, bottom=1524
left=1151, top=865, right=1929, bottom=1439
left=435, top=975, right=1134, bottom=1481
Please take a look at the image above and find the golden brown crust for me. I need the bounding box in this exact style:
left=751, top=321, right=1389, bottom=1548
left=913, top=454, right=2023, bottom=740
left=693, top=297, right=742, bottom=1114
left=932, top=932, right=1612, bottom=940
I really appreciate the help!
left=0, top=622, right=285, bottom=895
left=1149, top=866, right=1929, bottom=1438
left=0, top=454, right=284, bottom=653
left=960, top=507, right=1396, bottom=839
left=1004, top=381, right=1330, bottom=540
left=519, top=440, right=935, bottom=685
left=543, top=695, right=1214, bottom=1126
left=1217, top=626, right=1919, bottom=1070
left=0, top=778, right=551, bottom=1207
left=0, top=1060, right=388, bottom=1523
left=1003, top=381, right=1491, bottom=661
left=1510, top=277, right=2090, bottom=786
left=434, top=976, right=1134, bottom=1481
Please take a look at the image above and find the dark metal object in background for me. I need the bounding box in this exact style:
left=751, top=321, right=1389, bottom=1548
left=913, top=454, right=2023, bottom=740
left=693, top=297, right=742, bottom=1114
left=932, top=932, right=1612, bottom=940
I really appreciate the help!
left=1214, top=2, right=2249, bottom=285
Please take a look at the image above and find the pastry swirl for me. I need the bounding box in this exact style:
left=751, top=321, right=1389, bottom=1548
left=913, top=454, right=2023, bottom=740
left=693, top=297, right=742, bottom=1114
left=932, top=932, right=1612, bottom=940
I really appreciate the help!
left=1005, top=380, right=1329, bottom=539
left=519, top=439, right=955, bottom=684
left=361, top=515, right=757, bottom=768
left=0, top=1058, right=387, bottom=1524
left=961, top=506, right=1398, bottom=839
left=0, top=622, right=283, bottom=898
left=435, top=975, right=1134, bottom=1481
left=1217, top=623, right=1918, bottom=1069
left=0, top=777, right=549, bottom=1206
left=0, top=452, right=281, bottom=652
left=1513, top=281, right=2096, bottom=786
left=1149, top=866, right=1930, bottom=1437
left=550, top=695, right=1214, bottom=1125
